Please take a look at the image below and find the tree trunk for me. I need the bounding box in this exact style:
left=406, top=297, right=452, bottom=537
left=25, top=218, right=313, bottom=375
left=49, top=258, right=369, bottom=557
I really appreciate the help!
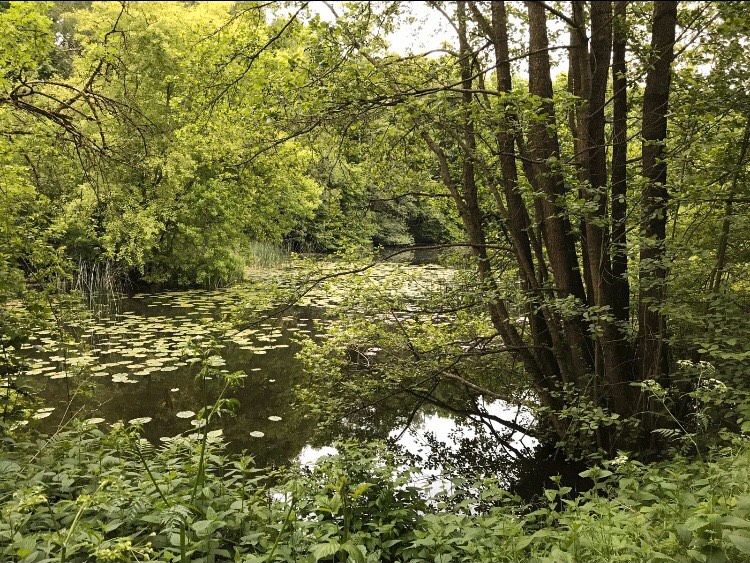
left=638, top=0, right=678, bottom=382
left=473, top=1, right=562, bottom=383
left=526, top=2, right=588, bottom=307
left=565, top=1, right=633, bottom=421
left=611, top=0, right=630, bottom=321
left=526, top=1, right=593, bottom=384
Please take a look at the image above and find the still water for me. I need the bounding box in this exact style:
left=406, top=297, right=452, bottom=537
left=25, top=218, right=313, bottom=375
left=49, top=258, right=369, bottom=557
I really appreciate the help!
left=20, top=259, right=532, bottom=469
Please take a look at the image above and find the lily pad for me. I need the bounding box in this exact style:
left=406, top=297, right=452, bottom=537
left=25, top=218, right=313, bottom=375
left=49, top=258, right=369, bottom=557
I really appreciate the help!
left=128, top=417, right=152, bottom=425
left=33, top=408, right=55, bottom=420
left=112, top=374, right=136, bottom=384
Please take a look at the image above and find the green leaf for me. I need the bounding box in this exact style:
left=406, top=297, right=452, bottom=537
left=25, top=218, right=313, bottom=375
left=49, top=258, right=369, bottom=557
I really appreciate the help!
left=685, top=516, right=711, bottom=532
left=312, top=541, right=341, bottom=561
left=14, top=534, right=36, bottom=558
left=720, top=516, right=750, bottom=529
left=726, top=530, right=750, bottom=554
left=103, top=519, right=123, bottom=532
left=675, top=524, right=692, bottom=545
left=351, top=482, right=374, bottom=499
left=514, top=535, right=534, bottom=551
left=578, top=468, right=613, bottom=479
left=192, top=519, right=212, bottom=535
left=341, top=542, right=366, bottom=563
left=0, top=461, right=20, bottom=475
left=737, top=495, right=750, bottom=512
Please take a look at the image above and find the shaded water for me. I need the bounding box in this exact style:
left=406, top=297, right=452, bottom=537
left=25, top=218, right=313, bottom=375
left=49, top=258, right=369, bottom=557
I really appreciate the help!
left=21, top=287, right=332, bottom=466
left=19, top=259, right=533, bottom=470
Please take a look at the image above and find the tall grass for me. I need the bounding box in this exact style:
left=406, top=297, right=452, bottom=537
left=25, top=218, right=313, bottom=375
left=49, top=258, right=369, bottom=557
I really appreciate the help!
left=53, top=259, right=125, bottom=314
left=246, top=241, right=290, bottom=271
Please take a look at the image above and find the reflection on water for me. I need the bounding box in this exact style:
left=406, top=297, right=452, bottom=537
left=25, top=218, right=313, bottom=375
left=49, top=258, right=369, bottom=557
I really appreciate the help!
left=394, top=400, right=536, bottom=459
left=19, top=260, right=530, bottom=470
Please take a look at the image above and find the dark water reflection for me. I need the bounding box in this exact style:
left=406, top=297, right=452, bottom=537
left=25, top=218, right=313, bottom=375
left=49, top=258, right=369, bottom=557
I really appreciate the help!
left=22, top=288, right=331, bottom=467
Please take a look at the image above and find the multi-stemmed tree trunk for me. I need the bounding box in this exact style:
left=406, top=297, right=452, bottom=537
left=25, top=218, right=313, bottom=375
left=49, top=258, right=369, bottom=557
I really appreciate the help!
left=422, top=1, right=679, bottom=453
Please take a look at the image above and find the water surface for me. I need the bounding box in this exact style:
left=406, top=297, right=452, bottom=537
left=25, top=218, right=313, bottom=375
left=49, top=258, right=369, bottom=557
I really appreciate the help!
left=20, top=260, right=531, bottom=469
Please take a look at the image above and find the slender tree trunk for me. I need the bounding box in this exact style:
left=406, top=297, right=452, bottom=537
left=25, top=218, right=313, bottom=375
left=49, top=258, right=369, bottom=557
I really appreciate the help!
left=526, top=2, right=588, bottom=306
left=611, top=0, right=630, bottom=321
left=710, top=116, right=750, bottom=292
left=638, top=0, right=678, bottom=382
left=564, top=1, right=633, bottom=421
left=526, top=1, right=594, bottom=384
left=587, top=1, right=634, bottom=414
left=586, top=0, right=613, bottom=313
left=568, top=2, right=595, bottom=303
left=479, top=1, right=562, bottom=382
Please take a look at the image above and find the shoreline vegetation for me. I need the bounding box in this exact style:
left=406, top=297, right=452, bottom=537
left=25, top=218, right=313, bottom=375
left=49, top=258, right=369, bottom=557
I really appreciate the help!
left=3, top=424, right=750, bottom=562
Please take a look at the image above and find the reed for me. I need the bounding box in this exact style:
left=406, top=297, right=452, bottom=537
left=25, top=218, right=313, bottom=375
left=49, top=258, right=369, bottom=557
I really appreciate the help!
left=246, top=241, right=290, bottom=270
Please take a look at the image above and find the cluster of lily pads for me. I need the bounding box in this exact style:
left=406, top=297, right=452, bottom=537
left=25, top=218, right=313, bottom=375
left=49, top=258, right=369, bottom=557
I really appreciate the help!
left=17, top=260, right=456, bottom=450
left=20, top=311, right=219, bottom=385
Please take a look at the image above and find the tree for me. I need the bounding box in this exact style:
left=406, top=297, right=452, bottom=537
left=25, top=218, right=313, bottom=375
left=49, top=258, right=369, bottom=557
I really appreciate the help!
left=420, top=0, right=680, bottom=451
left=295, top=0, right=695, bottom=457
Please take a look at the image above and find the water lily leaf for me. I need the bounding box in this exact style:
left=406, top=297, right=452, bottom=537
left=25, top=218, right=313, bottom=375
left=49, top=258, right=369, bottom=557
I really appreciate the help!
left=128, top=417, right=152, bottom=425
left=112, top=374, right=136, bottom=384
left=207, top=355, right=226, bottom=366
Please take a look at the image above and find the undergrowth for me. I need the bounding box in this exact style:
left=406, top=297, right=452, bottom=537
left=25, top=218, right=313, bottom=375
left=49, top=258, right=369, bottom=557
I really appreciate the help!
left=3, top=423, right=750, bottom=562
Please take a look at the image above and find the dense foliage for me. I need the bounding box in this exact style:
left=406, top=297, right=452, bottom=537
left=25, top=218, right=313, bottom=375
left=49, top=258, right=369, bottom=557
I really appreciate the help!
left=4, top=0, right=750, bottom=561
left=5, top=424, right=750, bottom=563
left=0, top=2, right=456, bottom=289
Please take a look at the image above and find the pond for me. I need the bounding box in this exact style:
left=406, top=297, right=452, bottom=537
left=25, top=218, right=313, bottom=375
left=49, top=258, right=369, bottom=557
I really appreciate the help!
left=18, top=258, right=533, bottom=470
